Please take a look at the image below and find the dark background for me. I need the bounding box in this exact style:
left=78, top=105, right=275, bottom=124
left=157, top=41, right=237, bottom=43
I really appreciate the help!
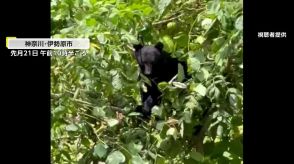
left=0, top=0, right=292, bottom=163
left=0, top=0, right=51, bottom=162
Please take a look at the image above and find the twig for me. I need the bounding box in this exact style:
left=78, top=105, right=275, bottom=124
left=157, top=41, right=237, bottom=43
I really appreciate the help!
left=152, top=14, right=185, bottom=26
left=51, top=93, right=61, bottom=99
left=79, top=112, right=102, bottom=121
left=188, top=17, right=198, bottom=51
left=109, top=105, right=125, bottom=113
left=168, top=74, right=178, bottom=84
left=71, top=98, right=96, bottom=108
left=126, top=45, right=134, bottom=51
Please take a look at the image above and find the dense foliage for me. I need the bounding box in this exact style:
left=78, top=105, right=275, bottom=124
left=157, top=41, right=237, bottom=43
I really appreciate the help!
left=51, top=0, right=243, bottom=163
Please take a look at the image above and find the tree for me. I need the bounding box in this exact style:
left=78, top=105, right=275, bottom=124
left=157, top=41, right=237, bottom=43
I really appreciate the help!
left=51, top=0, right=243, bottom=163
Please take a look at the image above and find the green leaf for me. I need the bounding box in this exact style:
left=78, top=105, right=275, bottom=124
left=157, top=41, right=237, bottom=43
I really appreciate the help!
left=158, top=137, right=172, bottom=151
left=97, top=33, right=106, bottom=44
left=196, top=68, right=207, bottom=82
left=180, top=122, right=184, bottom=137
left=98, top=7, right=109, bottom=14
left=183, top=109, right=192, bottom=123
left=166, top=127, right=178, bottom=140
left=81, top=138, right=91, bottom=147
left=227, top=88, right=237, bottom=95
left=52, top=105, right=65, bottom=115
left=223, top=151, right=233, bottom=160
left=112, top=50, right=121, bottom=62
left=155, top=155, right=165, bottom=164
left=140, top=73, right=152, bottom=86
left=122, top=34, right=139, bottom=44
left=159, top=124, right=170, bottom=139
left=141, top=83, right=148, bottom=93
left=208, top=86, right=220, bottom=100
left=147, top=150, right=156, bottom=160
left=106, top=119, right=119, bottom=127
left=66, top=124, right=78, bottom=131
left=61, top=150, right=71, bottom=161
left=131, top=155, right=145, bottom=164
left=201, top=68, right=210, bottom=80
left=158, top=82, right=169, bottom=91
left=74, top=11, right=84, bottom=21
left=204, top=19, right=219, bottom=39
left=185, top=96, right=198, bottom=111
left=196, top=36, right=206, bottom=44
left=86, top=18, right=97, bottom=26
left=90, top=0, right=97, bottom=6
left=211, top=36, right=226, bottom=52
left=215, top=45, right=229, bottom=66
left=190, top=150, right=204, bottom=162
left=156, top=121, right=165, bottom=131
left=214, top=87, right=220, bottom=99
left=106, top=150, right=126, bottom=164
left=229, top=138, right=243, bottom=156
left=217, top=125, right=224, bottom=136
left=152, top=106, right=162, bottom=117
left=195, top=52, right=206, bottom=63
left=161, top=35, right=174, bottom=52
left=92, top=107, right=106, bottom=117
left=112, top=72, right=122, bottom=90
left=208, top=0, right=220, bottom=13
left=235, top=15, right=243, bottom=30
left=231, top=116, right=243, bottom=126
left=73, top=88, right=79, bottom=99
left=189, top=82, right=197, bottom=92
left=109, top=8, right=118, bottom=18
left=158, top=0, right=172, bottom=15
left=174, top=34, right=189, bottom=47
left=60, top=26, right=74, bottom=34
left=188, top=57, right=200, bottom=72
left=93, top=143, right=108, bottom=158
left=127, top=142, right=143, bottom=155
left=229, top=94, right=237, bottom=107
left=201, top=18, right=213, bottom=30
left=195, top=84, right=206, bottom=96
left=172, top=82, right=187, bottom=89
left=177, top=63, right=185, bottom=82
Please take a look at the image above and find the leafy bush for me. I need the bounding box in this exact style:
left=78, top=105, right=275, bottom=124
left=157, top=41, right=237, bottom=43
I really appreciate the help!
left=51, top=0, right=243, bottom=163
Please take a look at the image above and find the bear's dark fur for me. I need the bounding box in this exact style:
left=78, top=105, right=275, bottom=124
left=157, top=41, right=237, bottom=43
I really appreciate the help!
left=133, top=42, right=190, bottom=118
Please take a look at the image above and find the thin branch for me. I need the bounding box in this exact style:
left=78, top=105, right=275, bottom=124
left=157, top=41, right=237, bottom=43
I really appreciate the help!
left=188, top=17, right=198, bottom=51
left=168, top=74, right=178, bottom=84
left=71, top=98, right=95, bottom=107
left=79, top=112, right=102, bottom=121
left=109, top=105, right=125, bottom=113
left=152, top=14, right=185, bottom=26
left=126, top=45, right=134, bottom=51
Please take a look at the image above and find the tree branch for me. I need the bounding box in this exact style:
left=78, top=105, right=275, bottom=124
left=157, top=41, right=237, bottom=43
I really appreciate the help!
left=109, top=105, right=125, bottom=113
left=152, top=14, right=185, bottom=26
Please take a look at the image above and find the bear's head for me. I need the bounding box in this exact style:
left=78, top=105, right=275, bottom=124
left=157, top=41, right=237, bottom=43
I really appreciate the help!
left=133, top=42, right=165, bottom=76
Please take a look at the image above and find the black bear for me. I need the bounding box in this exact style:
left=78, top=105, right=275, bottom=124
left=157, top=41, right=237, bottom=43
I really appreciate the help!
left=133, top=42, right=190, bottom=118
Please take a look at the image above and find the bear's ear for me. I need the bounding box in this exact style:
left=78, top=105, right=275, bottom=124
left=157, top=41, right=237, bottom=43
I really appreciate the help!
left=155, top=42, right=164, bottom=51
left=133, top=44, right=143, bottom=51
